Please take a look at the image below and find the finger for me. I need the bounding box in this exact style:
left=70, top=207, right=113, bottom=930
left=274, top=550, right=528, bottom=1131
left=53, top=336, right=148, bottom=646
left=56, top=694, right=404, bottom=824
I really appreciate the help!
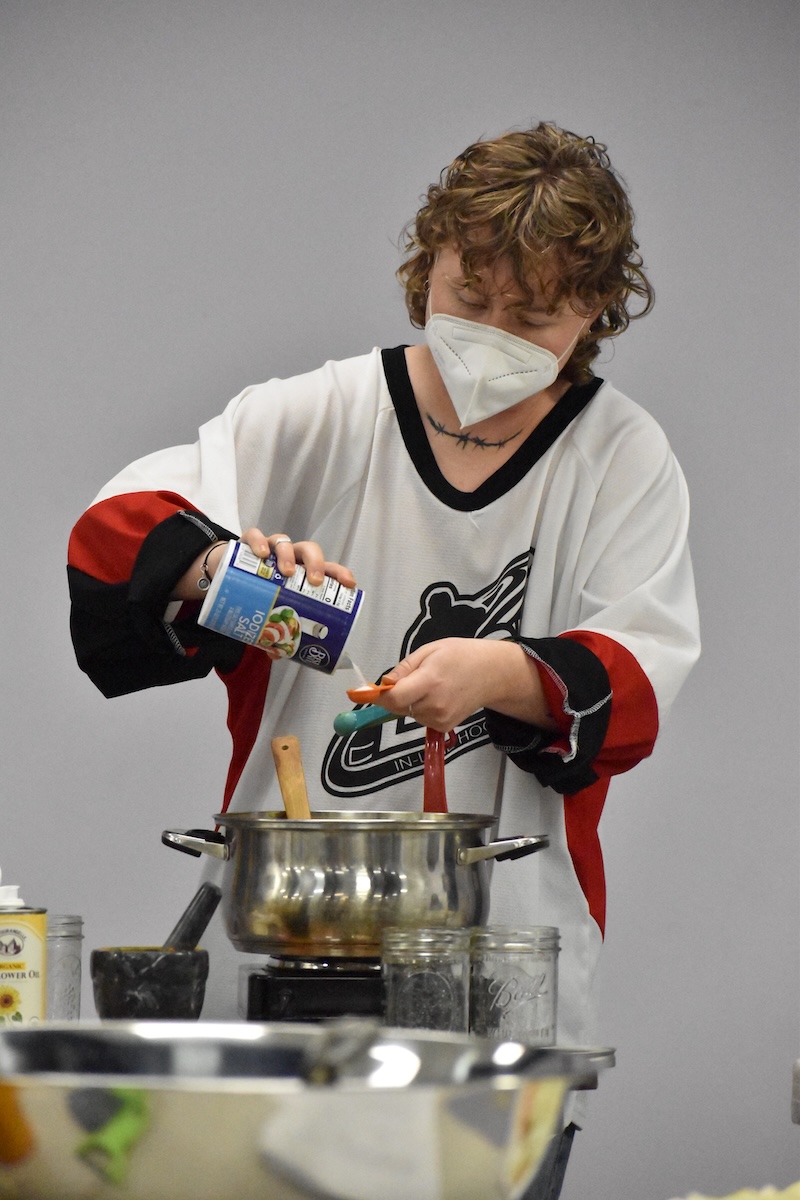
left=239, top=529, right=297, bottom=576
left=240, top=527, right=284, bottom=566
left=323, top=561, right=357, bottom=589
left=241, top=527, right=270, bottom=555
left=290, top=540, right=326, bottom=586
left=381, top=643, right=437, bottom=685
left=382, top=691, right=453, bottom=733
left=379, top=687, right=424, bottom=722
left=295, top=545, right=357, bottom=589
left=376, top=670, right=431, bottom=722
left=240, top=531, right=356, bottom=589
left=268, top=533, right=299, bottom=576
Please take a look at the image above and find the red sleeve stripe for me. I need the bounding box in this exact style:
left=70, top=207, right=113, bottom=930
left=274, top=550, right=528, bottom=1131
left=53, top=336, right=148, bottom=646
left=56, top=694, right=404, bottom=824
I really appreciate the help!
left=68, top=491, right=197, bottom=584
left=218, top=647, right=272, bottom=815
left=564, top=777, right=610, bottom=937
left=533, top=631, right=660, bottom=938
left=559, top=630, right=659, bottom=777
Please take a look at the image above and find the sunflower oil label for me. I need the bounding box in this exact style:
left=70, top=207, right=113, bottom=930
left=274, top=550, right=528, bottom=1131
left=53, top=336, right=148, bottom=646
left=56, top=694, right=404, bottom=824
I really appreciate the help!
left=0, top=909, right=46, bottom=1025
left=198, top=540, right=363, bottom=674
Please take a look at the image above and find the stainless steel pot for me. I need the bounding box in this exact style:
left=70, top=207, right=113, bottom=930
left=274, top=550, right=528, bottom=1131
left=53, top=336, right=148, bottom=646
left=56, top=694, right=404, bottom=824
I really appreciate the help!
left=0, top=1020, right=613, bottom=1200
left=162, top=811, right=548, bottom=958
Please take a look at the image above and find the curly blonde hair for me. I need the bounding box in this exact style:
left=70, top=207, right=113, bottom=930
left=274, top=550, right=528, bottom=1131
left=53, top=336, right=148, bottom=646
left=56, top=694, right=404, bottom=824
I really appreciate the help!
left=397, top=123, right=654, bottom=382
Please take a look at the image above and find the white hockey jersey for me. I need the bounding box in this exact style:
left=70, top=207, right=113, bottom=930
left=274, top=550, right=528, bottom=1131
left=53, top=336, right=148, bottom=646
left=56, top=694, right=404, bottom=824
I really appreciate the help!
left=69, top=346, right=700, bottom=1062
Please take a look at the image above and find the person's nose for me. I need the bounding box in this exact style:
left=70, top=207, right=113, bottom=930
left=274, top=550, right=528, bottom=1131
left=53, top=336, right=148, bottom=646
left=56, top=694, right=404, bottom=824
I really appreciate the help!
left=483, top=297, right=517, bottom=334
left=490, top=309, right=532, bottom=341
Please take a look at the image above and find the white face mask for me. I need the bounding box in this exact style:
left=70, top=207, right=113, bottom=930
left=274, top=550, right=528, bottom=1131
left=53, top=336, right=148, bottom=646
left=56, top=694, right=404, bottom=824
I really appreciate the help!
left=425, top=309, right=586, bottom=428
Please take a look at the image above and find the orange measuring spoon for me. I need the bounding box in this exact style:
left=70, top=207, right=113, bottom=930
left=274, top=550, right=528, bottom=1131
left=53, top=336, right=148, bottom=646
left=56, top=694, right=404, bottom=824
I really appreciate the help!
left=346, top=678, right=396, bottom=705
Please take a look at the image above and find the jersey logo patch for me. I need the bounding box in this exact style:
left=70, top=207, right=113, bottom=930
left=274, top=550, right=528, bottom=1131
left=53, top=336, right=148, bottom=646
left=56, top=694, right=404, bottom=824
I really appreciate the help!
left=321, top=551, right=531, bottom=798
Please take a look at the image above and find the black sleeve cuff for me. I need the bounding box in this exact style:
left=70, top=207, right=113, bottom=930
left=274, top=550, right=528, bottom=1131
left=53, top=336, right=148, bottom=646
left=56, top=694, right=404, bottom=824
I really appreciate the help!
left=484, top=636, right=612, bottom=796
left=69, top=510, right=244, bottom=698
left=127, top=510, right=237, bottom=655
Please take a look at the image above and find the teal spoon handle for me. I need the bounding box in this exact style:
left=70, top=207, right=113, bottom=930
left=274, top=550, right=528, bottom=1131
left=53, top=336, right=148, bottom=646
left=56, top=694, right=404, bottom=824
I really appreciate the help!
left=333, top=704, right=395, bottom=736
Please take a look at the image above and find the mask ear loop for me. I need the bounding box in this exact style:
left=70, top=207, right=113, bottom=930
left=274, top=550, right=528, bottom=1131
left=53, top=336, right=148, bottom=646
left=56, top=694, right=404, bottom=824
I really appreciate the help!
left=555, top=318, right=590, bottom=367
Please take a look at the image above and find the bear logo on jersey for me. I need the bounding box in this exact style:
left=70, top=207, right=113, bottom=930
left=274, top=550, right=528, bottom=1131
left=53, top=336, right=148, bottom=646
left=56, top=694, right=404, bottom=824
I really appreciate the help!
left=321, top=551, right=531, bottom=798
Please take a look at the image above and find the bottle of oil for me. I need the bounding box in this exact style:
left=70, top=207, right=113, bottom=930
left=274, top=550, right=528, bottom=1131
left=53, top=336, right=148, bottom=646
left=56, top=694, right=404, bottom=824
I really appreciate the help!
left=0, top=869, right=46, bottom=1026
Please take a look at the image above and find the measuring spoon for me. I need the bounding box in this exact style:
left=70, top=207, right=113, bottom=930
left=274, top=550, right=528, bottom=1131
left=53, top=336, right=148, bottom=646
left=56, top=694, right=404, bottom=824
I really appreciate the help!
left=345, top=678, right=396, bottom=705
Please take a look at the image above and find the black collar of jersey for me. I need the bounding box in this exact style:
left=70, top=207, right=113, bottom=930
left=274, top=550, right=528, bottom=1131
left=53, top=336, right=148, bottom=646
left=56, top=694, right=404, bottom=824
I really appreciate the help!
left=381, top=345, right=604, bottom=512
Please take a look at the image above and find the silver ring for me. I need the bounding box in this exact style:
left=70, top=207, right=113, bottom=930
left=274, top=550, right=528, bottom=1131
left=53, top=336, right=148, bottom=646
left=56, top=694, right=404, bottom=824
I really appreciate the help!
left=273, top=537, right=292, bottom=547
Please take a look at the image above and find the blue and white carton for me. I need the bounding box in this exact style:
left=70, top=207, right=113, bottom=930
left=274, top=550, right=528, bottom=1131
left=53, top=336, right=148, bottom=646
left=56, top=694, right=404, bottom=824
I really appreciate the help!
left=197, top=540, right=363, bottom=674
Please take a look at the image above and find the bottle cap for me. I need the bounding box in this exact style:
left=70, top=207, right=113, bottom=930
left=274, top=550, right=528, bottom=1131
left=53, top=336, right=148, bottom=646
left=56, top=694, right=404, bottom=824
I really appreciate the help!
left=0, top=868, right=24, bottom=908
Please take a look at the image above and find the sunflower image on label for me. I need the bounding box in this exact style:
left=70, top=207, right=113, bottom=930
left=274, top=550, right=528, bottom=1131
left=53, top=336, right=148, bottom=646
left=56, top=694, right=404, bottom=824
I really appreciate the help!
left=0, top=911, right=47, bottom=1026
left=198, top=541, right=363, bottom=674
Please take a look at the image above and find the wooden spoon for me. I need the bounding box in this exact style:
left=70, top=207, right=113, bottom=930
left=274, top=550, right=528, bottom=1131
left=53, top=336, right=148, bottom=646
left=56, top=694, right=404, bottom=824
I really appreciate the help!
left=271, top=735, right=312, bottom=819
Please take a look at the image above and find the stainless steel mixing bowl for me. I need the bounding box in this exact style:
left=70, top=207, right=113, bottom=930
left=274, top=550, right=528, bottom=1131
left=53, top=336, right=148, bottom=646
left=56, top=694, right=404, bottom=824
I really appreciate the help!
left=0, top=1021, right=612, bottom=1200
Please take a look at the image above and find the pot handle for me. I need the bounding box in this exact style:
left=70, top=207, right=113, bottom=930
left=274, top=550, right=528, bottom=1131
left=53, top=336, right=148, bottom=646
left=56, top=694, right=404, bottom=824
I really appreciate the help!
left=161, top=829, right=230, bottom=861
left=458, top=834, right=549, bottom=865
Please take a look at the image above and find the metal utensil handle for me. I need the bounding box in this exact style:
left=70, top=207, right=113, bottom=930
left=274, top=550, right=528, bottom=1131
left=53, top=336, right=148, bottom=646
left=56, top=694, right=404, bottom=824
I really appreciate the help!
left=457, top=834, right=549, bottom=865
left=161, top=829, right=231, bottom=860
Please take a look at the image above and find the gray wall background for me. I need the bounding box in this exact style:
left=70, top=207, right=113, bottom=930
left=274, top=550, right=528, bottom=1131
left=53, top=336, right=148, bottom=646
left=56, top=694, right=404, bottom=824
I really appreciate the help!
left=3, top=1, right=798, bottom=1195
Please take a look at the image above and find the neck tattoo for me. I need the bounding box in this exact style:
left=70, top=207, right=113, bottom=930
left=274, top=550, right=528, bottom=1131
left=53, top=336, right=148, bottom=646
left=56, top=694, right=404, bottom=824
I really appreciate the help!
left=425, top=412, right=524, bottom=450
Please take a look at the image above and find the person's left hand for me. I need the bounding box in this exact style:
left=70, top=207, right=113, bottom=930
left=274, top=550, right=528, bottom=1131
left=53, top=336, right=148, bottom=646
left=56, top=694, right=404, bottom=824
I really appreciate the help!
left=379, top=637, right=555, bottom=733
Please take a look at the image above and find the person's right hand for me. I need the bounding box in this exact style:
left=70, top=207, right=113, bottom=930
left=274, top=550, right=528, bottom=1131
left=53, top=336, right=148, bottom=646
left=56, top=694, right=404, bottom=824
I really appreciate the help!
left=172, top=529, right=356, bottom=601
left=240, top=528, right=356, bottom=589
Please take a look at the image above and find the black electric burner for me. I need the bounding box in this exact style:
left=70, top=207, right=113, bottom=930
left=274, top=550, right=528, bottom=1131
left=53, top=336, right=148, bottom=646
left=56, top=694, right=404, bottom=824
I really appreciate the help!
left=243, top=956, right=385, bottom=1022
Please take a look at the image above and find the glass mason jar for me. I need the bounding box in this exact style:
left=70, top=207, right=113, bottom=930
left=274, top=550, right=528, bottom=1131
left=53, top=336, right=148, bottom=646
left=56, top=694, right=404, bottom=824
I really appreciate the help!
left=381, top=928, right=470, bottom=1032
left=46, top=914, right=84, bottom=1020
left=470, top=926, right=559, bottom=1044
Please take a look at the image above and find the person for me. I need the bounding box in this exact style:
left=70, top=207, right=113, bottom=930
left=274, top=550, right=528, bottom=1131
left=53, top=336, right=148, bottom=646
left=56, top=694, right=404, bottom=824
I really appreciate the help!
left=67, top=122, right=700, bottom=1197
